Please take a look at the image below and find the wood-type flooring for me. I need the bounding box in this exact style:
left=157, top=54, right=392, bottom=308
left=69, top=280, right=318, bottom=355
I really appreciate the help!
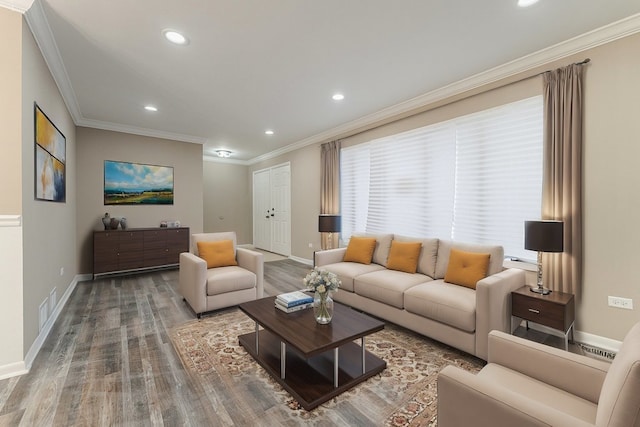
left=0, top=258, right=313, bottom=426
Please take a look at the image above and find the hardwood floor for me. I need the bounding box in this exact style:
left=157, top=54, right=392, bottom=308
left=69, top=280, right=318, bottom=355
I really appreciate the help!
left=0, top=259, right=313, bottom=426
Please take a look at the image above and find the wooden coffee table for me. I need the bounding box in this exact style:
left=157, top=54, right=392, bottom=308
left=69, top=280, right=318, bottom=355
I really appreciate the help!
left=238, top=296, right=386, bottom=410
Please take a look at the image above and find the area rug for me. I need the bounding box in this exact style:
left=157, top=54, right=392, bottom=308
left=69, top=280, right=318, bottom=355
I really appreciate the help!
left=169, top=308, right=483, bottom=426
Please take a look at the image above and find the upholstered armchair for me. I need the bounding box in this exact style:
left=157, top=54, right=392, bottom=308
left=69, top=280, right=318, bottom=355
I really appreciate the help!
left=437, top=322, right=640, bottom=427
left=179, top=232, right=264, bottom=318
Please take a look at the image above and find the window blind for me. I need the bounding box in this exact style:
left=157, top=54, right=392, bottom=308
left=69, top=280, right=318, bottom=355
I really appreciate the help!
left=340, top=95, right=543, bottom=260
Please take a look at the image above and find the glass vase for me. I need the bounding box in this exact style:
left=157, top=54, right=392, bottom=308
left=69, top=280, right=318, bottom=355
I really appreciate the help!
left=313, top=291, right=333, bottom=324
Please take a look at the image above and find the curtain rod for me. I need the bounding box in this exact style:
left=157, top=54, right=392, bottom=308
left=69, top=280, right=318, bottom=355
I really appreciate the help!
left=537, top=58, right=591, bottom=76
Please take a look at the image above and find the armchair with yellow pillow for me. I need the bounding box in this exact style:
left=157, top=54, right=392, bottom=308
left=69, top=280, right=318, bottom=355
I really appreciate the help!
left=315, top=234, right=525, bottom=360
left=179, top=232, right=264, bottom=318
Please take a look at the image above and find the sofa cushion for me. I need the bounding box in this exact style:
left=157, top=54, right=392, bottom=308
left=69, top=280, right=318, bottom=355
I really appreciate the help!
left=206, top=266, right=256, bottom=296
left=404, top=280, right=476, bottom=332
left=595, top=322, right=640, bottom=427
left=354, top=270, right=432, bottom=309
left=387, top=241, right=423, bottom=273
left=352, top=233, right=394, bottom=266
left=343, top=236, right=377, bottom=264
left=435, top=240, right=504, bottom=279
left=394, top=235, right=439, bottom=278
left=444, top=248, right=490, bottom=289
left=320, top=262, right=385, bottom=292
left=197, top=240, right=238, bottom=268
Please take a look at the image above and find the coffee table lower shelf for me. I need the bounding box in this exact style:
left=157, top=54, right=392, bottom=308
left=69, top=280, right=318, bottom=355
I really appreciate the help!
left=238, top=329, right=386, bottom=410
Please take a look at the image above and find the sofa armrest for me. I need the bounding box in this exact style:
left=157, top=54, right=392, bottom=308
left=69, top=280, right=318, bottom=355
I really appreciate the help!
left=179, top=252, right=208, bottom=315
left=437, top=365, right=595, bottom=427
left=236, top=248, right=264, bottom=298
left=488, top=330, right=609, bottom=404
left=475, top=268, right=525, bottom=360
left=314, top=248, right=346, bottom=267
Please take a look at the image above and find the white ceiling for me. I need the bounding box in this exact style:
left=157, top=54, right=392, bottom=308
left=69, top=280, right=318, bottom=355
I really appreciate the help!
left=19, top=0, right=640, bottom=163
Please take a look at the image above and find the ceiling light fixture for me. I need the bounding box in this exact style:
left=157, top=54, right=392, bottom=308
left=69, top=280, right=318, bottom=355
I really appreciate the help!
left=162, top=29, right=189, bottom=45
left=215, top=150, right=232, bottom=158
left=144, top=105, right=158, bottom=112
left=517, top=0, right=539, bottom=7
left=265, top=130, right=274, bottom=135
left=332, top=93, right=345, bottom=101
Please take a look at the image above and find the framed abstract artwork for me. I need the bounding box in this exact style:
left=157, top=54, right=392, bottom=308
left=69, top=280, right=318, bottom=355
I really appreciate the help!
left=34, top=104, right=66, bottom=202
left=104, top=160, right=174, bottom=205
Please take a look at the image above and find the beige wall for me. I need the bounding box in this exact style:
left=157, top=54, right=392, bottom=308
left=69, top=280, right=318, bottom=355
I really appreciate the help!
left=580, top=33, right=640, bottom=341
left=0, top=7, right=24, bottom=370
left=202, top=160, right=251, bottom=243
left=21, top=17, right=78, bottom=354
left=0, top=8, right=22, bottom=214
left=76, top=127, right=204, bottom=274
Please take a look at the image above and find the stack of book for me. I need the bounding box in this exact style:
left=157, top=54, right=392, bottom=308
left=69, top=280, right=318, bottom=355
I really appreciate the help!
left=275, top=291, right=314, bottom=313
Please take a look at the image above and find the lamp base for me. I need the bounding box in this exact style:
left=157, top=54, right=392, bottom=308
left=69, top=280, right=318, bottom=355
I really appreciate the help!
left=530, top=286, right=552, bottom=295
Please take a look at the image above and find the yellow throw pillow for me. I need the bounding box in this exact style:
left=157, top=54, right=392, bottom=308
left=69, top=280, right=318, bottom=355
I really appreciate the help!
left=197, top=240, right=238, bottom=268
left=343, top=237, right=377, bottom=264
left=386, top=241, right=422, bottom=274
left=444, top=249, right=490, bottom=289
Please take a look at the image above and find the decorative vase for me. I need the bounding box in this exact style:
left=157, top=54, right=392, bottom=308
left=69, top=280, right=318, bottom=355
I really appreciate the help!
left=110, top=218, right=120, bottom=230
left=120, top=217, right=127, bottom=229
left=101, top=213, right=110, bottom=230
left=313, top=291, right=334, bottom=324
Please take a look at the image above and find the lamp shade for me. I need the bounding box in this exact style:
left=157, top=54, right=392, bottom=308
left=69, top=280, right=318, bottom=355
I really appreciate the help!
left=524, top=220, right=564, bottom=253
left=319, top=215, right=341, bottom=233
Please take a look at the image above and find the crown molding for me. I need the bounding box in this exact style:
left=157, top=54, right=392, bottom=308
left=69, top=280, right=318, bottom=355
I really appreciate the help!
left=77, top=118, right=208, bottom=145
left=247, top=13, right=640, bottom=165
left=0, top=0, right=34, bottom=13
left=24, top=0, right=82, bottom=123
left=203, top=155, right=248, bottom=166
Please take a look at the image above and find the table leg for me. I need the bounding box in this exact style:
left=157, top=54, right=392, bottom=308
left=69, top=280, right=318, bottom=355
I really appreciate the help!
left=361, top=337, right=366, bottom=375
left=334, top=348, right=339, bottom=388
left=255, top=322, right=259, bottom=355
left=281, top=341, right=286, bottom=380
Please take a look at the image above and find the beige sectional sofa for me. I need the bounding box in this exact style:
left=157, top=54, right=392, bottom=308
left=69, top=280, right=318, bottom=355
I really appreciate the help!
left=314, top=233, right=526, bottom=360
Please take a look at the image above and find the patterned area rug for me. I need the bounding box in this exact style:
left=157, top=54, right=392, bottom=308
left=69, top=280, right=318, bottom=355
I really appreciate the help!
left=169, top=308, right=483, bottom=426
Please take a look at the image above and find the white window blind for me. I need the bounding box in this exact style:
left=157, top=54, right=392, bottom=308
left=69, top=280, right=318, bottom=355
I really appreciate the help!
left=341, top=95, right=543, bottom=260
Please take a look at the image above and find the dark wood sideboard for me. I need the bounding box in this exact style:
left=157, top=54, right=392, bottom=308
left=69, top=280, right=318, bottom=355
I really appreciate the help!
left=93, top=227, right=189, bottom=279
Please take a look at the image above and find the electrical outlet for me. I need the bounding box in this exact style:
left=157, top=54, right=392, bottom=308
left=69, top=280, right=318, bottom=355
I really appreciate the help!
left=308, top=243, right=313, bottom=248
left=608, top=296, right=633, bottom=310
left=60, top=267, right=64, bottom=276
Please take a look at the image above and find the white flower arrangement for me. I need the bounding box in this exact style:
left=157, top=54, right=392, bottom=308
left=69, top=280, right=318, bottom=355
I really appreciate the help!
left=303, top=267, right=340, bottom=294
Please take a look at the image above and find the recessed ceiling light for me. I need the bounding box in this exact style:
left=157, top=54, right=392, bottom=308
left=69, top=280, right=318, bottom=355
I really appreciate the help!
left=265, top=130, right=274, bottom=135
left=332, top=93, right=345, bottom=101
left=517, top=0, right=539, bottom=7
left=144, top=105, right=158, bottom=112
left=215, top=150, right=232, bottom=158
left=163, top=29, right=189, bottom=45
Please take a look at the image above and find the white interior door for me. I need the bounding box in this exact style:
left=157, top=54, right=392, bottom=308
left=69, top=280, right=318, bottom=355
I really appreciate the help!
left=253, top=169, right=271, bottom=250
left=252, top=163, right=291, bottom=256
left=270, top=164, right=291, bottom=256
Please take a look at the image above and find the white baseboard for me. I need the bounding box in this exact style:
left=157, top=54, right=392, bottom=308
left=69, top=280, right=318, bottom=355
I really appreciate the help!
left=289, top=255, right=312, bottom=266
left=23, top=274, right=81, bottom=371
left=0, top=361, right=28, bottom=381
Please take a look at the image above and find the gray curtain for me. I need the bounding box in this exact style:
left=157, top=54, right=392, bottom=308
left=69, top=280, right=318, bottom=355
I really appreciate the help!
left=320, top=141, right=341, bottom=249
left=542, top=63, right=584, bottom=295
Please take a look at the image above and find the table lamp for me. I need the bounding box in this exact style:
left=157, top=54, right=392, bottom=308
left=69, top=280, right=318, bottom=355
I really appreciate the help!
left=524, top=220, right=564, bottom=295
left=319, top=215, right=341, bottom=249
